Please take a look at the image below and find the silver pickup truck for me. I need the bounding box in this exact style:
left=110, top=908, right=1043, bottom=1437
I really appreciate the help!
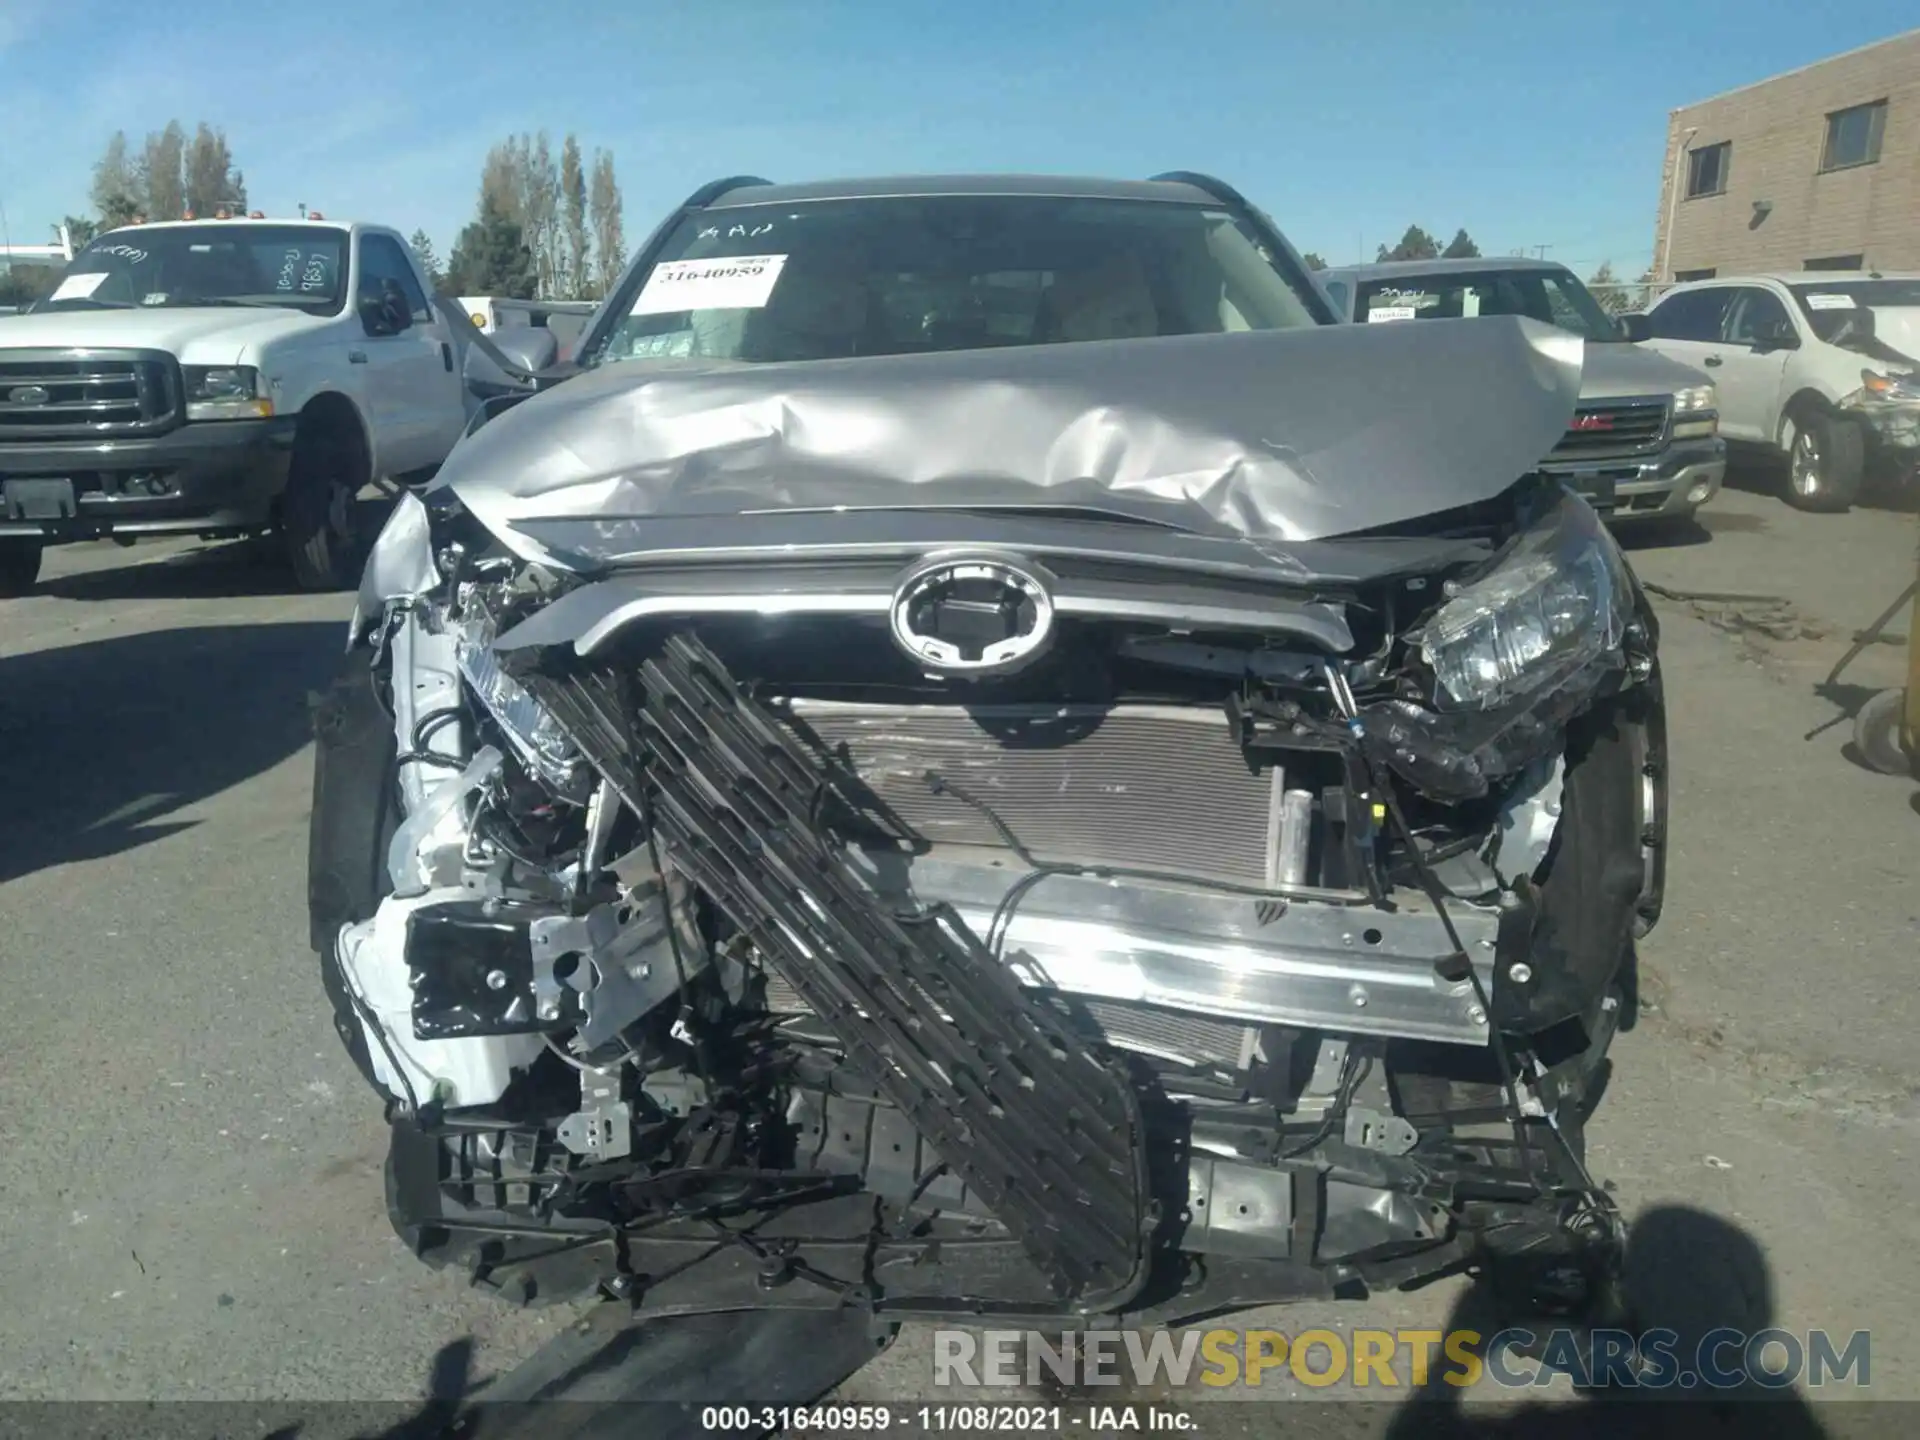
left=1319, top=257, right=1725, bottom=525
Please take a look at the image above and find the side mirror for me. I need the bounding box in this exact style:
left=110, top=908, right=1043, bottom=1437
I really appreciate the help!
left=491, top=327, right=558, bottom=373
left=359, top=280, right=412, bottom=337
left=1616, top=312, right=1653, bottom=343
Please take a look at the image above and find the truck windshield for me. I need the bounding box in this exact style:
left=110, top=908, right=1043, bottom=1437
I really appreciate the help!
left=38, top=225, right=348, bottom=316
left=1353, top=268, right=1623, bottom=341
left=583, top=194, right=1329, bottom=368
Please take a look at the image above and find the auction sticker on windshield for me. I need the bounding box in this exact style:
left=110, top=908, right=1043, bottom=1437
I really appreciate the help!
left=1367, top=305, right=1417, bottom=323
left=632, top=254, right=789, bottom=315
left=49, top=272, right=108, bottom=301
left=1805, top=293, right=1856, bottom=310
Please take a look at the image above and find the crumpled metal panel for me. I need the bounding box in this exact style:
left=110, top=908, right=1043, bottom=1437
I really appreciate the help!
left=430, top=317, right=1584, bottom=567
left=348, top=489, right=438, bottom=649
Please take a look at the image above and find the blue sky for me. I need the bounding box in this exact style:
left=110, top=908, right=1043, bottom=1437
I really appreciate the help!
left=0, top=2, right=1908, bottom=279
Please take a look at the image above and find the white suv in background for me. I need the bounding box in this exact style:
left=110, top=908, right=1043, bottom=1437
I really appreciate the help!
left=1635, top=273, right=1920, bottom=512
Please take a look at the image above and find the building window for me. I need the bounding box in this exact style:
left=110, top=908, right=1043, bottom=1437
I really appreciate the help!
left=1685, top=141, right=1731, bottom=198
left=1674, top=267, right=1717, bottom=282
left=1821, top=101, right=1887, bottom=171
left=1804, top=254, right=1864, bottom=271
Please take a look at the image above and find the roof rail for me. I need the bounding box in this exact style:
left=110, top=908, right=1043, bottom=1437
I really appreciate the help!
left=1148, top=170, right=1252, bottom=208
left=681, top=176, right=775, bottom=209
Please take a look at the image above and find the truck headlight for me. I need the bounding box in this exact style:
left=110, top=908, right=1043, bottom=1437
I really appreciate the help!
left=1416, top=487, right=1633, bottom=712
left=183, top=365, right=273, bottom=421
left=1671, top=383, right=1715, bottom=413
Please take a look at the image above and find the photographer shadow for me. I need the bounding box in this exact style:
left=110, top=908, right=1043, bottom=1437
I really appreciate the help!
left=1385, top=1205, right=1833, bottom=1438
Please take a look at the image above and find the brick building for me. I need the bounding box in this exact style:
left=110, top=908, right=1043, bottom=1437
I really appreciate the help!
left=1652, top=28, right=1920, bottom=280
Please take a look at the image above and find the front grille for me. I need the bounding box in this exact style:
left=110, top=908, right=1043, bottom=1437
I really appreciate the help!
left=1548, top=397, right=1668, bottom=459
left=0, top=350, right=179, bottom=441
left=781, top=700, right=1276, bottom=887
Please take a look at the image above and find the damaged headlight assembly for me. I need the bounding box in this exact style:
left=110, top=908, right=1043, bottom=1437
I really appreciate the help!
left=452, top=608, right=587, bottom=796
left=1417, top=486, right=1631, bottom=713
left=1364, top=486, right=1639, bottom=800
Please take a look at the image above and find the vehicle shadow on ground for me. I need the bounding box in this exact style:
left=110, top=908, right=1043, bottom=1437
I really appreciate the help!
left=1383, top=1205, right=1834, bottom=1438
left=34, top=496, right=390, bottom=602
left=1723, top=450, right=1920, bottom=516
left=255, top=1311, right=894, bottom=1440
left=1613, top=517, right=1713, bottom=553
left=0, top=620, right=344, bottom=885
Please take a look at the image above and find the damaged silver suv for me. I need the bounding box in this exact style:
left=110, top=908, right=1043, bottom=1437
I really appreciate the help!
left=308, top=173, right=1668, bottom=1325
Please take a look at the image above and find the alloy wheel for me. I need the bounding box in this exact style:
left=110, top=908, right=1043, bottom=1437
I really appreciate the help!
left=1789, top=425, right=1822, bottom=498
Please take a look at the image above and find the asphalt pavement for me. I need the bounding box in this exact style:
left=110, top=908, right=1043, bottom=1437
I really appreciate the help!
left=0, top=470, right=1914, bottom=1426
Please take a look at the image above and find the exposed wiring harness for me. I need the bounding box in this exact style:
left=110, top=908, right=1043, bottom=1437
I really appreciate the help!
left=1322, top=661, right=1620, bottom=1236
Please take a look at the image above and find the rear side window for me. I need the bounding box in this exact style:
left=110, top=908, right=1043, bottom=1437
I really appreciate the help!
left=1648, top=287, right=1733, bottom=342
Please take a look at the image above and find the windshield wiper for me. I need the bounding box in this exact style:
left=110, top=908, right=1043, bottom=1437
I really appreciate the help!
left=169, top=296, right=289, bottom=309
left=42, top=297, right=139, bottom=310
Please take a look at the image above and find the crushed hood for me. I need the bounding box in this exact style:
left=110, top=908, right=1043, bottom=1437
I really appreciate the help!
left=433, top=316, right=1584, bottom=568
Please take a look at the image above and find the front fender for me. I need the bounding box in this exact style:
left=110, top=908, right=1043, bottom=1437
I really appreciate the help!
left=348, top=490, right=439, bottom=651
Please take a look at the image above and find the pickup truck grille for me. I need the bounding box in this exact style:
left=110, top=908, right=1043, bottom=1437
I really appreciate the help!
left=0, top=350, right=179, bottom=441
left=1547, top=398, right=1669, bottom=460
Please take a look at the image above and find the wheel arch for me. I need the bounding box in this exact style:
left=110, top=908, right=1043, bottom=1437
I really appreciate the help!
left=293, top=390, right=375, bottom=490
left=1775, top=385, right=1842, bottom=449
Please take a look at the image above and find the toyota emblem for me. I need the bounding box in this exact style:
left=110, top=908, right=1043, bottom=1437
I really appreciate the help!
left=7, top=385, right=50, bottom=406
left=888, top=552, right=1057, bottom=678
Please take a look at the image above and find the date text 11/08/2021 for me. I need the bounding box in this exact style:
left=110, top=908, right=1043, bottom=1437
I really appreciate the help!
left=700, top=1407, right=1195, bottom=1432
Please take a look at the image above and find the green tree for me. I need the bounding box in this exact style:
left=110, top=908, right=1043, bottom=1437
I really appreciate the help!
left=561, top=134, right=589, bottom=299
left=588, top=148, right=625, bottom=298
left=62, top=216, right=99, bottom=249
left=1300, top=251, right=1328, bottom=271
left=1376, top=225, right=1441, bottom=263
left=183, top=123, right=245, bottom=215
left=138, top=121, right=188, bottom=220
left=1587, top=260, right=1654, bottom=316
left=90, top=131, right=143, bottom=228
left=448, top=195, right=537, bottom=299
left=408, top=229, right=445, bottom=289
left=1441, top=228, right=1481, bottom=259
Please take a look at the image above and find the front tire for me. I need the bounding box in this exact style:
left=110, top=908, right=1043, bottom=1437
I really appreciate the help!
left=0, top=538, right=43, bottom=597
left=1782, top=408, right=1865, bottom=513
left=282, top=426, right=361, bottom=591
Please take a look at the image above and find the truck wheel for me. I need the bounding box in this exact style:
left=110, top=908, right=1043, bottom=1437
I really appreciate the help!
left=0, top=539, right=43, bottom=597
left=282, top=425, right=361, bottom=591
left=1782, top=409, right=1865, bottom=513
left=1854, top=688, right=1914, bottom=777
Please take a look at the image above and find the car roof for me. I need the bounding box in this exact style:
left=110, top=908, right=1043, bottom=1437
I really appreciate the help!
left=1671, top=271, right=1920, bottom=287
left=95, top=218, right=358, bottom=237
left=1321, top=256, right=1572, bottom=281
left=700, top=173, right=1226, bottom=209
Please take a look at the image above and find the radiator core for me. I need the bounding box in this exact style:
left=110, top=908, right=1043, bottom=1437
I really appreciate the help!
left=780, top=700, right=1278, bottom=888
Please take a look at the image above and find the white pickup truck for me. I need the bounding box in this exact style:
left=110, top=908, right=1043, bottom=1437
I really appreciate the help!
left=0, top=217, right=550, bottom=594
